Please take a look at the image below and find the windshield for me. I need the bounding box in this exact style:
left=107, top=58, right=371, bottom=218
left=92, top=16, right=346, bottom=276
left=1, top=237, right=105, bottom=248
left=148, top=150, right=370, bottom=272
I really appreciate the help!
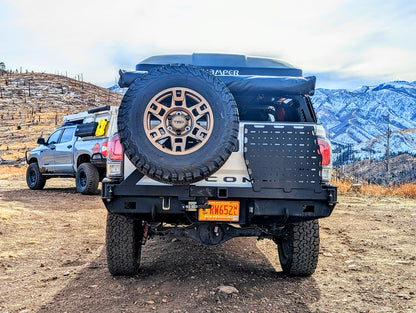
left=47, top=129, right=62, bottom=145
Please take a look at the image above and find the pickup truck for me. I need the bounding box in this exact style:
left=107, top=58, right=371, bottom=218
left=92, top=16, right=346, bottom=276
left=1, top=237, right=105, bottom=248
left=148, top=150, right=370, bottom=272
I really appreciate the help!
left=102, top=54, right=337, bottom=276
left=26, top=106, right=118, bottom=194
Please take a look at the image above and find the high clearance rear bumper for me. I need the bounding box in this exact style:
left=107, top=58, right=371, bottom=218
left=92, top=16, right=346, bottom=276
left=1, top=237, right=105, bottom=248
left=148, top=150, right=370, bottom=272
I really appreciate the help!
left=101, top=176, right=337, bottom=225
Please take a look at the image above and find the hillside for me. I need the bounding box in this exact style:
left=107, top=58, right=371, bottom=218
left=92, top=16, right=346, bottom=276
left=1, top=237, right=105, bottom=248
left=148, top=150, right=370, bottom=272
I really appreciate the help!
left=335, top=153, right=416, bottom=184
left=0, top=73, right=123, bottom=161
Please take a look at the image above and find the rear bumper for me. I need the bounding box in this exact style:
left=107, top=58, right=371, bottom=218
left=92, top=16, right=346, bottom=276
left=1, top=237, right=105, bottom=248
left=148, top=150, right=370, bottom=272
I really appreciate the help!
left=90, top=153, right=106, bottom=168
left=101, top=179, right=337, bottom=225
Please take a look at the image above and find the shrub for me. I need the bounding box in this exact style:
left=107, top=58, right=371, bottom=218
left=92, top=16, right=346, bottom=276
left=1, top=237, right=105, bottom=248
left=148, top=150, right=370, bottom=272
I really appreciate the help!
left=332, top=180, right=416, bottom=199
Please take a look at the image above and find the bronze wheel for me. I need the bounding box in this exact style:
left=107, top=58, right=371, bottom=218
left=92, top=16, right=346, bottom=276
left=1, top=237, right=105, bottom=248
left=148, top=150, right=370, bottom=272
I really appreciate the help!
left=144, top=87, right=214, bottom=155
left=117, top=65, right=239, bottom=185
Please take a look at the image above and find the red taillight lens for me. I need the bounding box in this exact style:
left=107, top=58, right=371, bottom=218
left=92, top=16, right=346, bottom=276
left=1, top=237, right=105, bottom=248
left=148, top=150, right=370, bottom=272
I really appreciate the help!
left=109, top=134, right=123, bottom=161
left=92, top=143, right=100, bottom=154
left=317, top=138, right=331, bottom=166
left=101, top=141, right=108, bottom=158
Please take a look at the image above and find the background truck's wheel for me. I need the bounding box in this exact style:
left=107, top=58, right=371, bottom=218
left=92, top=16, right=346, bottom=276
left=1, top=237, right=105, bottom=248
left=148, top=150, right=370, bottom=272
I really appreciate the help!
left=106, top=213, right=143, bottom=276
left=117, top=64, right=239, bottom=185
left=75, top=163, right=99, bottom=195
left=26, top=163, right=46, bottom=190
left=276, top=219, right=320, bottom=276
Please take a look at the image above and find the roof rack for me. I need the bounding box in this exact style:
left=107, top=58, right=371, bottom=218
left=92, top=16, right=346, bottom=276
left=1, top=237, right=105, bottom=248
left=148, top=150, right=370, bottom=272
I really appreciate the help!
left=88, top=105, right=111, bottom=114
left=63, top=106, right=112, bottom=124
left=63, top=112, right=94, bottom=123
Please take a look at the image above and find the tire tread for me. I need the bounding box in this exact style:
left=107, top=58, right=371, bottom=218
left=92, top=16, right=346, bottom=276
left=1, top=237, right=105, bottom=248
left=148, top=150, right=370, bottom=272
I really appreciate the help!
left=76, top=163, right=99, bottom=195
left=117, top=64, right=239, bottom=185
left=278, top=219, right=320, bottom=276
left=26, top=163, right=46, bottom=190
left=106, top=213, right=142, bottom=276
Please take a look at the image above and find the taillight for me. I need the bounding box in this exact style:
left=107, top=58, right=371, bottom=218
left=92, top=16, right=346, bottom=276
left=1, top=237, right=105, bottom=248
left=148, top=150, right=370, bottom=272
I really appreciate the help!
left=92, top=143, right=100, bottom=154
left=102, top=141, right=108, bottom=158
left=108, top=134, right=123, bottom=161
left=317, top=138, right=331, bottom=166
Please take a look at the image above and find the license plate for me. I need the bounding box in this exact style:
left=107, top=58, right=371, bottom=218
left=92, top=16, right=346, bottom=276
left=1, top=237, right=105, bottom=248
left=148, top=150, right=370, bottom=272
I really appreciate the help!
left=199, top=201, right=240, bottom=222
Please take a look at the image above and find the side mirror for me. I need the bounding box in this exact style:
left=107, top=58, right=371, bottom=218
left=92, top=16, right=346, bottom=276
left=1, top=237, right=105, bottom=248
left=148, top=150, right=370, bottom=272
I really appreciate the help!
left=37, top=137, right=46, bottom=145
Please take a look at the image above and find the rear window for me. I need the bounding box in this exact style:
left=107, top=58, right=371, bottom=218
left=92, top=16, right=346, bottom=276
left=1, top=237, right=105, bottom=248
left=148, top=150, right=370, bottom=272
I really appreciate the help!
left=234, top=95, right=301, bottom=122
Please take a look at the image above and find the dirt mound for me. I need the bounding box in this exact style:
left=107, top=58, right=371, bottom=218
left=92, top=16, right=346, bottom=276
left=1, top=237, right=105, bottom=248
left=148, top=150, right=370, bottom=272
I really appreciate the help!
left=0, top=73, right=122, bottom=160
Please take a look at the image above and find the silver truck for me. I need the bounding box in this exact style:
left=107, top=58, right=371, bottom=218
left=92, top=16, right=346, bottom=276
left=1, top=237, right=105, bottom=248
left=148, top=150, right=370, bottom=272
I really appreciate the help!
left=26, top=106, right=118, bottom=194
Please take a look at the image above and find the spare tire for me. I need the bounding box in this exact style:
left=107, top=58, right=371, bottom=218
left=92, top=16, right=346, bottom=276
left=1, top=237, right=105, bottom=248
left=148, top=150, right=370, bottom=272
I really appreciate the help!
left=118, top=65, right=239, bottom=185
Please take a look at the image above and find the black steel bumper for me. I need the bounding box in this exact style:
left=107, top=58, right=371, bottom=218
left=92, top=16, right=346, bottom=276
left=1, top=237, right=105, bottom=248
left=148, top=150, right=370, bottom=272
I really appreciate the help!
left=90, top=153, right=106, bottom=168
left=101, top=174, right=337, bottom=225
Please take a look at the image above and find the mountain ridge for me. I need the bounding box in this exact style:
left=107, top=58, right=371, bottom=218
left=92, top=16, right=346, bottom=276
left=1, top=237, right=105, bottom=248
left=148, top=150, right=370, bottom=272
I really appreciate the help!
left=312, top=80, right=416, bottom=162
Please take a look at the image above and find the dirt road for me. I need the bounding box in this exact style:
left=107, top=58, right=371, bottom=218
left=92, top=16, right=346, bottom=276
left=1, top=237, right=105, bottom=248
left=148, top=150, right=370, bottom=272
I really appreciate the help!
left=1, top=175, right=415, bottom=312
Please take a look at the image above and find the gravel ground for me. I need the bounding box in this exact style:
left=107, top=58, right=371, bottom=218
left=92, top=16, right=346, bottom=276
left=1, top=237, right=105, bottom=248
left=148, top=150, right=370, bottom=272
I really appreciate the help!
left=0, top=176, right=415, bottom=312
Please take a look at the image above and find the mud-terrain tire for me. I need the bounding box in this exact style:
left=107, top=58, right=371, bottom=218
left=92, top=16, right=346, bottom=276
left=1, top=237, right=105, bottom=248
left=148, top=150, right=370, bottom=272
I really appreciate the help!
left=75, top=163, right=99, bottom=195
left=276, top=219, right=320, bottom=276
left=26, top=163, right=46, bottom=190
left=117, top=64, right=239, bottom=185
left=106, top=213, right=143, bottom=276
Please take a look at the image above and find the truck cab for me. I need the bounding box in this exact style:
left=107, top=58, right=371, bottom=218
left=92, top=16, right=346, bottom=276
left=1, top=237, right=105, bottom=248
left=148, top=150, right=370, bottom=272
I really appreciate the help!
left=32, top=126, right=77, bottom=174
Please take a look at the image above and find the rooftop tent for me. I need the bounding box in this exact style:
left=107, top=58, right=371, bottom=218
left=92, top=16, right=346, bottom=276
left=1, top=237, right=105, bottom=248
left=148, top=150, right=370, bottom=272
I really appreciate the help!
left=119, top=53, right=316, bottom=96
left=135, top=53, right=303, bottom=77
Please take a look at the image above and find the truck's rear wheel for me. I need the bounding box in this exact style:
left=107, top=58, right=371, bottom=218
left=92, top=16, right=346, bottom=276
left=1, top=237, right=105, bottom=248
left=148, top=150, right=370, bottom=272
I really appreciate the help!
left=106, top=213, right=143, bottom=276
left=276, top=219, right=320, bottom=276
left=117, top=64, right=239, bottom=185
left=75, top=163, right=99, bottom=195
left=26, top=163, right=46, bottom=190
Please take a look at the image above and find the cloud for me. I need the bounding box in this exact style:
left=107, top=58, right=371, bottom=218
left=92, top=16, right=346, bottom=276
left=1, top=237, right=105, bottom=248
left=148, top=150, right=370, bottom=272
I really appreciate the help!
left=2, top=0, right=416, bottom=88
left=343, top=48, right=416, bottom=80
left=310, top=71, right=383, bottom=90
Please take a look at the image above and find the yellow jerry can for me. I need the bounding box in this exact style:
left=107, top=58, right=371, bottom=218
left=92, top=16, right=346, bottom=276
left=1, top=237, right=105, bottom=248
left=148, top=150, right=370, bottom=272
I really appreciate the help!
left=95, top=119, right=109, bottom=137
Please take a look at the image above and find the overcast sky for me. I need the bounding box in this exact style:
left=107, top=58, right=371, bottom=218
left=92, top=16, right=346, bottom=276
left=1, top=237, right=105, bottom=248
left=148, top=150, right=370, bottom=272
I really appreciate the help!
left=1, top=0, right=415, bottom=89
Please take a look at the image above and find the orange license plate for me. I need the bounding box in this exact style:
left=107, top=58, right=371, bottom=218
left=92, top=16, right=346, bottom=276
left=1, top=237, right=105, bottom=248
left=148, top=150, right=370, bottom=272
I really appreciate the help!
left=199, top=201, right=240, bottom=222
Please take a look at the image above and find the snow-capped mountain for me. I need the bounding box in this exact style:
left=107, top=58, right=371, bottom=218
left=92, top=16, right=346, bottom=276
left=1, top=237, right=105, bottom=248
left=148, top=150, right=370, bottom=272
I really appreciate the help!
left=108, top=84, right=127, bottom=95
left=313, top=81, right=416, bottom=163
